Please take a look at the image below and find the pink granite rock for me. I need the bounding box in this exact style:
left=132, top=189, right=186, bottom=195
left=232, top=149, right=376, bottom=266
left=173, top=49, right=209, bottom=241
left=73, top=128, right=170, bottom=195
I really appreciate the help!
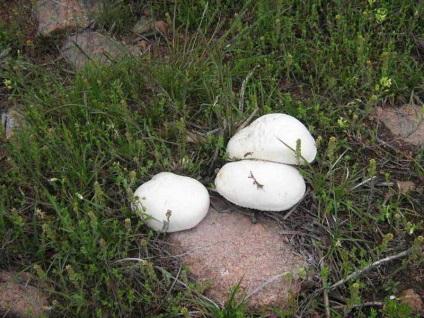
left=169, top=207, right=307, bottom=309
left=375, top=104, right=424, bottom=146
left=35, top=0, right=91, bottom=36
left=0, top=271, right=49, bottom=318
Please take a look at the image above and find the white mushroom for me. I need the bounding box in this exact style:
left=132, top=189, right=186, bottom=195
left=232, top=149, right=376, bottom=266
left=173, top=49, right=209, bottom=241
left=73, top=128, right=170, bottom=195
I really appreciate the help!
left=215, top=160, right=306, bottom=211
left=227, top=113, right=317, bottom=164
left=132, top=172, right=210, bottom=232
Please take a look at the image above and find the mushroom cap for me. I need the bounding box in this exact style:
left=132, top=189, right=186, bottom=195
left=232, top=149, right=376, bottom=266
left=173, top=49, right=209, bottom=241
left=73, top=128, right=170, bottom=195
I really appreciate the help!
left=132, top=172, right=210, bottom=232
left=227, top=113, right=317, bottom=164
left=215, top=160, right=306, bottom=211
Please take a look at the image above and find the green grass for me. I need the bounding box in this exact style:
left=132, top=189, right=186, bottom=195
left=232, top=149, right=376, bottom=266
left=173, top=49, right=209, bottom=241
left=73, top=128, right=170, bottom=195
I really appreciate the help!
left=1, top=0, right=423, bottom=317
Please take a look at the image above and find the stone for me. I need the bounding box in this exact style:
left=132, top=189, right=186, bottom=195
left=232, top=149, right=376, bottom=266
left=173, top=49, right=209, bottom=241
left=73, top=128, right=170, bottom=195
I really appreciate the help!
left=375, top=104, right=424, bottom=146
left=79, top=0, right=103, bottom=19
left=35, top=0, right=91, bottom=36
left=132, top=17, right=169, bottom=35
left=131, top=16, right=154, bottom=34
left=399, top=289, right=423, bottom=313
left=0, top=271, right=49, bottom=318
left=137, top=40, right=150, bottom=50
left=153, top=20, right=169, bottom=34
left=61, top=30, right=141, bottom=69
left=169, top=207, right=307, bottom=309
left=1, top=106, right=24, bottom=139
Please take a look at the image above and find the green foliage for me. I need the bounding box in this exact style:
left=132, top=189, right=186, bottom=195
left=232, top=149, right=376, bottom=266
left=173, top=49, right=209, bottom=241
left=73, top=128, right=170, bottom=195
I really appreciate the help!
left=382, top=297, right=416, bottom=318
left=1, top=0, right=423, bottom=317
left=210, top=280, right=250, bottom=318
left=0, top=18, right=23, bottom=52
left=96, top=0, right=143, bottom=34
left=224, top=0, right=424, bottom=105
left=159, top=0, right=245, bottom=31
left=1, top=55, right=216, bottom=315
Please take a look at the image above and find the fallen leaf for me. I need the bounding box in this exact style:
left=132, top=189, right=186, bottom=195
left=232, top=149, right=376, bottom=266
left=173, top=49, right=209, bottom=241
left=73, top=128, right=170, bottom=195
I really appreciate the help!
left=399, top=289, right=423, bottom=313
left=396, top=180, right=416, bottom=195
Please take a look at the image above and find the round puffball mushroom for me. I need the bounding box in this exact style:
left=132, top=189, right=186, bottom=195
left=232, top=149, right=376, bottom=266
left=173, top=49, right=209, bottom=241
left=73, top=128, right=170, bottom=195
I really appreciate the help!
left=132, top=172, right=210, bottom=233
left=227, top=113, right=317, bottom=164
left=215, top=160, right=306, bottom=211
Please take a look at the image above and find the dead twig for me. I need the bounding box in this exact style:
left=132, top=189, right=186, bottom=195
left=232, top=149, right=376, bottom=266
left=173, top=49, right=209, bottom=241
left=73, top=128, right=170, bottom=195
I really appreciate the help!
left=351, top=176, right=377, bottom=190
left=156, top=265, right=220, bottom=309
left=248, top=170, right=264, bottom=190
left=206, top=96, right=224, bottom=176
left=111, top=257, right=153, bottom=264
left=320, top=254, right=331, bottom=318
left=236, top=107, right=259, bottom=133
left=279, top=230, right=304, bottom=236
left=335, top=301, right=384, bottom=314
left=207, top=118, right=226, bottom=177
left=165, top=264, right=182, bottom=297
left=238, top=66, right=258, bottom=111
left=330, top=246, right=422, bottom=290
left=111, top=257, right=220, bottom=308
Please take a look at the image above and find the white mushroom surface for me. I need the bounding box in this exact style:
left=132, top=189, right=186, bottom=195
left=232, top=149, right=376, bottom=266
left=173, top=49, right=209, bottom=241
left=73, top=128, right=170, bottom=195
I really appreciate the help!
left=227, top=113, right=317, bottom=164
left=132, top=172, right=210, bottom=233
left=215, top=160, right=306, bottom=211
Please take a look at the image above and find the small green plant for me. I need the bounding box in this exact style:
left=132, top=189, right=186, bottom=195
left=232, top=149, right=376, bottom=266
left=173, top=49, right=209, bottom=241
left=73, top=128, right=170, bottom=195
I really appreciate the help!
left=1, top=0, right=423, bottom=317
left=210, top=279, right=249, bottom=318
left=0, top=18, right=23, bottom=52
left=381, top=296, right=416, bottom=318
left=96, top=0, right=141, bottom=34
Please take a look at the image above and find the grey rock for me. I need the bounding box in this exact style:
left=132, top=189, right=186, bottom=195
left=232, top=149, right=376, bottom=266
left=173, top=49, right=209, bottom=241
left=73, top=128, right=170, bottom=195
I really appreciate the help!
left=79, top=0, right=103, bottom=20
left=1, top=106, right=24, bottom=139
left=61, top=30, right=141, bottom=69
left=132, top=16, right=155, bottom=34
